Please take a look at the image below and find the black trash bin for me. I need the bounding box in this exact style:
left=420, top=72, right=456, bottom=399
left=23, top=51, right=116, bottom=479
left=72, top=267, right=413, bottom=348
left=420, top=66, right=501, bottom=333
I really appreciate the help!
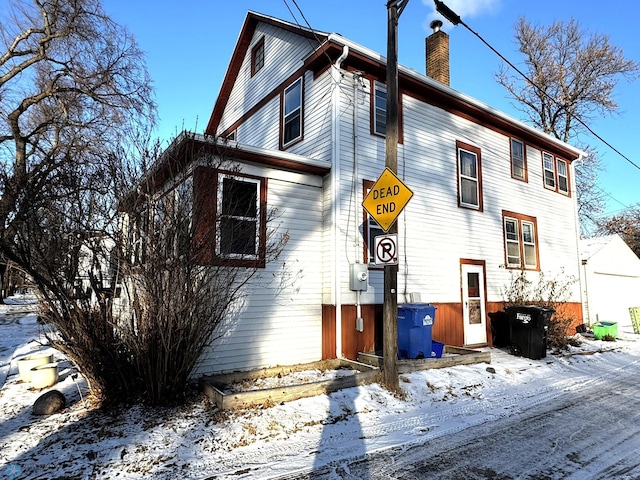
left=488, top=311, right=510, bottom=347
left=505, top=305, right=554, bottom=360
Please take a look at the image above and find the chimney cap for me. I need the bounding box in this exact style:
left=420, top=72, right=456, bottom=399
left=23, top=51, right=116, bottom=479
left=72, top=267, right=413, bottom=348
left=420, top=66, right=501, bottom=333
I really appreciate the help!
left=430, top=19, right=443, bottom=33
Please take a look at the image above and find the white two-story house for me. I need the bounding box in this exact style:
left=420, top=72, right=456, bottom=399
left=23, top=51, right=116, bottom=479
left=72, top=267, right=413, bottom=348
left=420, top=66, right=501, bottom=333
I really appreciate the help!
left=142, top=11, right=585, bottom=376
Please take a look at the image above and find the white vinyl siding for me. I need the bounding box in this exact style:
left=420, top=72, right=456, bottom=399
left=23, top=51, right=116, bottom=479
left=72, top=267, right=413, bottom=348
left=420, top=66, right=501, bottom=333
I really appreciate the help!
left=217, top=22, right=320, bottom=136
left=194, top=172, right=323, bottom=376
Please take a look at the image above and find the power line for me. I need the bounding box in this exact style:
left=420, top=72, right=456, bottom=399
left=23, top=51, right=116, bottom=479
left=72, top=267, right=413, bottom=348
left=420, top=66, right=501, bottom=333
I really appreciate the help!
left=434, top=0, right=640, bottom=173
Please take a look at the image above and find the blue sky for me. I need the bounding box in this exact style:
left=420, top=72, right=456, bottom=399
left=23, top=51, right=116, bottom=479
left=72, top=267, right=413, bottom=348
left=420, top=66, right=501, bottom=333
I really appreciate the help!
left=102, top=0, right=640, bottom=219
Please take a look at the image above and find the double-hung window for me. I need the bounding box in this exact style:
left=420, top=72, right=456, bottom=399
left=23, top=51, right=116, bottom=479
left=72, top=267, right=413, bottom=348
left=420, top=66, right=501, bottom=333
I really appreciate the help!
left=557, top=159, right=568, bottom=194
left=542, top=152, right=569, bottom=194
left=192, top=167, right=266, bottom=267
left=456, top=141, right=483, bottom=210
left=543, top=152, right=556, bottom=189
left=373, top=81, right=387, bottom=136
left=503, top=211, right=538, bottom=270
left=510, top=138, right=526, bottom=181
left=282, top=77, right=303, bottom=148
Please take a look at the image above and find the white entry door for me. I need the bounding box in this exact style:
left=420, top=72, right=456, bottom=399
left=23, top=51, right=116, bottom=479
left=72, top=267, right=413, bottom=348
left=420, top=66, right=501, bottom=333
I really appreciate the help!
left=462, top=263, right=487, bottom=346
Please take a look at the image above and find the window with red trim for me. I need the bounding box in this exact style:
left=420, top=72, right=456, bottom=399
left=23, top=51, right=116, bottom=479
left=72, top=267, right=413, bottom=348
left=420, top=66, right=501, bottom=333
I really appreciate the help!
left=193, top=166, right=266, bottom=267
left=456, top=141, right=483, bottom=211
left=251, top=37, right=265, bottom=77
left=542, top=152, right=570, bottom=195
left=503, top=210, right=539, bottom=270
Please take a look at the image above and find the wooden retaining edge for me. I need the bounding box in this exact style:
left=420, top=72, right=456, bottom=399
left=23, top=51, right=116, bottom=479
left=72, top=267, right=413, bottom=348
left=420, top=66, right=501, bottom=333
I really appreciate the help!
left=357, top=345, right=491, bottom=373
left=200, top=358, right=380, bottom=410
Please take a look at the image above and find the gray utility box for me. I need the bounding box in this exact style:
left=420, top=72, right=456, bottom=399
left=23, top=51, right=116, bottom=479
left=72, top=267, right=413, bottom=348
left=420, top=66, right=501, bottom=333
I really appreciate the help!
left=349, top=263, right=369, bottom=291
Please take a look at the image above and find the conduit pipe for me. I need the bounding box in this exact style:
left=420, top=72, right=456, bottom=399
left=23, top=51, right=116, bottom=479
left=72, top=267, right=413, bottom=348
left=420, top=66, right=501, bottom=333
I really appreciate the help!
left=332, top=46, right=349, bottom=358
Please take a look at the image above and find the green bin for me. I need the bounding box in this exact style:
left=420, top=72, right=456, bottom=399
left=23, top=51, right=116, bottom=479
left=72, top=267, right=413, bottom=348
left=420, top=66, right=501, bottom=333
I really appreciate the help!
left=593, top=321, right=618, bottom=340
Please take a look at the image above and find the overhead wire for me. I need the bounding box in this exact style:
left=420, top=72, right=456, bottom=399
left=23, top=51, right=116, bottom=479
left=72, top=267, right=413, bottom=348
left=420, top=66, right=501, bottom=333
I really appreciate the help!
left=435, top=1, right=640, bottom=173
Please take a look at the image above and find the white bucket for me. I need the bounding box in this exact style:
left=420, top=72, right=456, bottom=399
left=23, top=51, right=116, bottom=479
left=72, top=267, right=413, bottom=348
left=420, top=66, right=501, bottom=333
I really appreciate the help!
left=30, top=363, right=59, bottom=389
left=17, top=354, right=54, bottom=383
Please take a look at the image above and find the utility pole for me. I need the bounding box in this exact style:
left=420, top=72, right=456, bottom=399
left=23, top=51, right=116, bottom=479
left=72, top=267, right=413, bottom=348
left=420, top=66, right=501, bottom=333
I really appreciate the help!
left=382, top=0, right=408, bottom=391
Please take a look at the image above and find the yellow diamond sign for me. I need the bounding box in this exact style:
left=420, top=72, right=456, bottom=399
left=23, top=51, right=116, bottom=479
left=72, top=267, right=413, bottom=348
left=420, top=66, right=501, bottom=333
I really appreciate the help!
left=362, top=168, right=413, bottom=232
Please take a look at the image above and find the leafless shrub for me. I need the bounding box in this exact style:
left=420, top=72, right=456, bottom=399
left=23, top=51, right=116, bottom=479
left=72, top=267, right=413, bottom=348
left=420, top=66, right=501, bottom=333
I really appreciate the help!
left=503, top=269, right=578, bottom=351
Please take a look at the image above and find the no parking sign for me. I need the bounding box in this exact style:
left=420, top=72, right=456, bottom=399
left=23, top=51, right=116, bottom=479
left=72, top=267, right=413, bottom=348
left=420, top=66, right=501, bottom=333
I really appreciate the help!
left=374, top=234, right=398, bottom=265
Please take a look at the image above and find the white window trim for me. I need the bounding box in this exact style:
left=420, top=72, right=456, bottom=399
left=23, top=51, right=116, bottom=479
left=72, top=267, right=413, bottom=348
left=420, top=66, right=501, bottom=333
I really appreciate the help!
left=216, top=173, right=261, bottom=260
left=282, top=77, right=303, bottom=148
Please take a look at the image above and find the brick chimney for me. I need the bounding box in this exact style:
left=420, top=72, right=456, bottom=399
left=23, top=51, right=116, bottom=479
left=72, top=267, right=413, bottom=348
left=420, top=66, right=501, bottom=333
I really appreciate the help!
left=425, top=20, right=450, bottom=86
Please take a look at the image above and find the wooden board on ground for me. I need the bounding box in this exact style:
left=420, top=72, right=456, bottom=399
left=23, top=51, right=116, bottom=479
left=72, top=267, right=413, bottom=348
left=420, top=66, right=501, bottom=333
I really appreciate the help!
left=200, top=358, right=380, bottom=410
left=357, top=345, right=491, bottom=373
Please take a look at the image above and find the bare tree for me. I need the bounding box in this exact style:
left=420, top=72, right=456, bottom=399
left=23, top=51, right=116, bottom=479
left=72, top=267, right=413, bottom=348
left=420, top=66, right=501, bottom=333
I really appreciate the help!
left=496, top=17, right=639, bottom=235
left=0, top=0, right=155, bottom=255
left=0, top=0, right=155, bottom=399
left=597, top=205, right=640, bottom=258
left=113, top=135, right=289, bottom=404
left=573, top=146, right=607, bottom=237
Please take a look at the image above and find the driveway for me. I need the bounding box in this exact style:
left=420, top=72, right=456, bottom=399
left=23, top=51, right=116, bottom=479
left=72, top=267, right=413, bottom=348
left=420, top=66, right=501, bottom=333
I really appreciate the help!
left=286, top=349, right=640, bottom=479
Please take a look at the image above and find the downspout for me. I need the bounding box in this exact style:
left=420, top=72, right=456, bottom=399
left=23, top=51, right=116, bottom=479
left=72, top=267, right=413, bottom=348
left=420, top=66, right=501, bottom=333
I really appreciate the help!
left=573, top=153, right=586, bottom=325
left=332, top=46, right=349, bottom=358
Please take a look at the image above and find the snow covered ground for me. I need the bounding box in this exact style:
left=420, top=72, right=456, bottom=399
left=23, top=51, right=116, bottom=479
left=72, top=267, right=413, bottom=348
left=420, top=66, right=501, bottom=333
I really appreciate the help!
left=1, top=296, right=639, bottom=480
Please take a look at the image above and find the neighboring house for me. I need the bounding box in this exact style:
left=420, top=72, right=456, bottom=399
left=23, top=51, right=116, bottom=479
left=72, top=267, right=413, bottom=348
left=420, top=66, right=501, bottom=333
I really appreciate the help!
left=141, top=12, right=586, bottom=376
left=580, top=234, right=640, bottom=330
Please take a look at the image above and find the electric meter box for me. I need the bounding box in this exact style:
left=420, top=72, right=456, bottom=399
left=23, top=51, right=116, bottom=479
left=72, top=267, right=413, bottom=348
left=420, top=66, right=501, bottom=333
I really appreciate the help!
left=349, top=263, right=369, bottom=291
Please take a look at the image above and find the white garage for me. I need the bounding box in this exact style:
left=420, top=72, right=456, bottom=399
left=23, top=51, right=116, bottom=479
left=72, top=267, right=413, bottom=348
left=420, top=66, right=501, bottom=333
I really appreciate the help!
left=580, top=234, right=640, bottom=332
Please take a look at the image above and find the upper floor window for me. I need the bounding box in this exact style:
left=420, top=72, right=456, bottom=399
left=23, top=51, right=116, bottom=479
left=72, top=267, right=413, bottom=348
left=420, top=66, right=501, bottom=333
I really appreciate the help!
left=281, top=77, right=303, bottom=148
left=251, top=37, right=265, bottom=77
left=510, top=138, right=527, bottom=181
left=542, top=152, right=569, bottom=195
left=192, top=167, right=266, bottom=267
left=543, top=152, right=556, bottom=190
left=503, top=210, right=539, bottom=270
left=456, top=141, right=483, bottom=211
left=557, top=159, right=569, bottom=194
left=373, top=81, right=387, bottom=136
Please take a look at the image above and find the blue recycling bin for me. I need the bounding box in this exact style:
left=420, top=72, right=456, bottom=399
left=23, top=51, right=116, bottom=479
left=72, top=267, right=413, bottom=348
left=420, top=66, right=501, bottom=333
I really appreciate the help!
left=397, top=304, right=436, bottom=359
